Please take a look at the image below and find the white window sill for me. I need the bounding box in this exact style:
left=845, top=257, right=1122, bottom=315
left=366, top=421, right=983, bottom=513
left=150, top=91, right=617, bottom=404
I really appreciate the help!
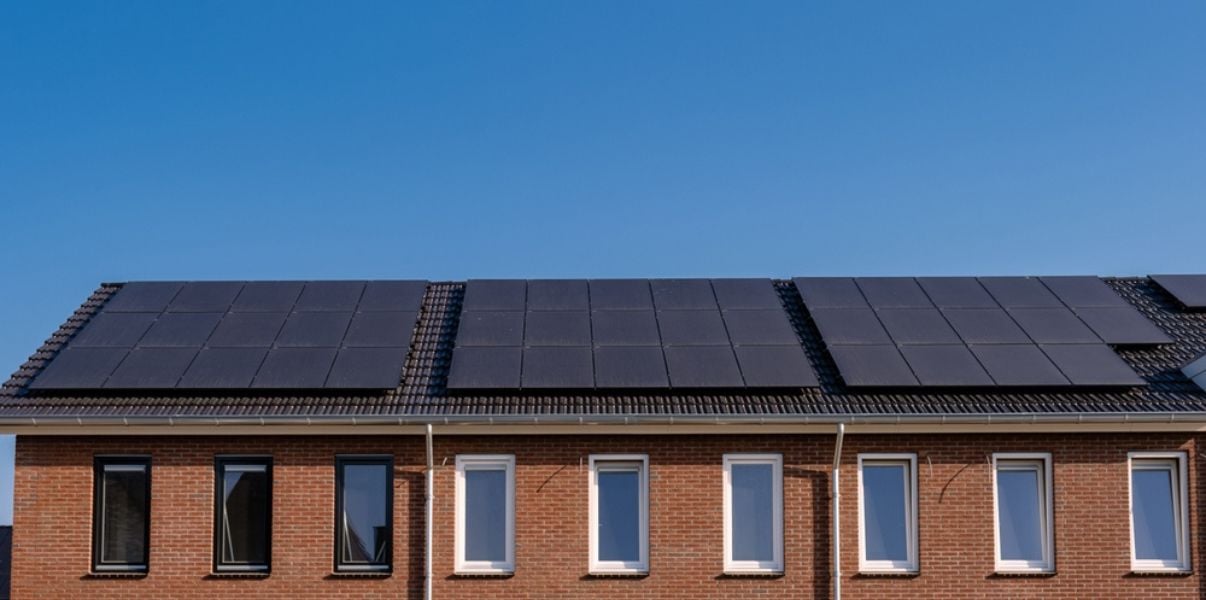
left=453, top=569, right=514, bottom=577
left=587, top=570, right=648, bottom=577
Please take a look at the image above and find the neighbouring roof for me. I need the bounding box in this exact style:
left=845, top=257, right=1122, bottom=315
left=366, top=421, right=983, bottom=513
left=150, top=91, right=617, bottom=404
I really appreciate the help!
left=2, top=277, right=1206, bottom=420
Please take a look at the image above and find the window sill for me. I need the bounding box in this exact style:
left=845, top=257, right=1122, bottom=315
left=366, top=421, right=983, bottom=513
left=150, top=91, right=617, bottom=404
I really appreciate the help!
left=991, top=570, right=1056, bottom=578
left=84, top=571, right=148, bottom=579
left=206, top=571, right=270, bottom=579
left=720, top=570, right=784, bottom=578
left=452, top=570, right=515, bottom=578
left=1128, top=570, right=1193, bottom=577
left=856, top=570, right=919, bottom=578
left=327, top=571, right=392, bottom=579
left=586, top=571, right=648, bottom=578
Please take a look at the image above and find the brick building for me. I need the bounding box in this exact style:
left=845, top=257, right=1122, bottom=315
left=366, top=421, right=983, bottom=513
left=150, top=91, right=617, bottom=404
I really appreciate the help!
left=2, top=276, right=1206, bottom=599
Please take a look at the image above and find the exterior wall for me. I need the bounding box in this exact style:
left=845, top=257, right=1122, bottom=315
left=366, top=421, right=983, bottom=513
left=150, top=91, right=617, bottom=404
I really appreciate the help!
left=9, top=432, right=1204, bottom=599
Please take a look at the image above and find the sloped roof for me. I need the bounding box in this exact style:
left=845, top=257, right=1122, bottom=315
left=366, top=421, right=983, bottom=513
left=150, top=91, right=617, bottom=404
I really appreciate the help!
left=2, top=277, right=1205, bottom=420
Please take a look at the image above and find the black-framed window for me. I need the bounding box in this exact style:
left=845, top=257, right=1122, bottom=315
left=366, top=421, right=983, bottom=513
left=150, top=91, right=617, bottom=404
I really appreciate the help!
left=214, top=456, right=272, bottom=572
left=92, top=456, right=151, bottom=572
left=335, top=456, right=393, bottom=572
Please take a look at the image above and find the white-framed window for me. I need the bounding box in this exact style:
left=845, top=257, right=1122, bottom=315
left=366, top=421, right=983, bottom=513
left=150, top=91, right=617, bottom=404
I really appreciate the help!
left=857, top=453, right=918, bottom=573
left=455, top=455, right=515, bottom=574
left=723, top=454, right=784, bottom=573
left=588, top=454, right=649, bottom=574
left=1128, top=451, right=1190, bottom=573
left=992, top=453, right=1054, bottom=573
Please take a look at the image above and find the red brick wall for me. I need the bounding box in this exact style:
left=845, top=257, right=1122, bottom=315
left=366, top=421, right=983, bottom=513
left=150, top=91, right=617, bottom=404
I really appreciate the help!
left=10, top=432, right=1204, bottom=599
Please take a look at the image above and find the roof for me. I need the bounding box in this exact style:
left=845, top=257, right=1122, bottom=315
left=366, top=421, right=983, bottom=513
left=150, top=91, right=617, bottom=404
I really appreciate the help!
left=2, top=277, right=1206, bottom=420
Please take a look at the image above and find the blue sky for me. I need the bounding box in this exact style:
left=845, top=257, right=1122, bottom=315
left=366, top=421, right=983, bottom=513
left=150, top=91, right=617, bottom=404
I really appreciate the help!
left=1, top=1, right=1204, bottom=524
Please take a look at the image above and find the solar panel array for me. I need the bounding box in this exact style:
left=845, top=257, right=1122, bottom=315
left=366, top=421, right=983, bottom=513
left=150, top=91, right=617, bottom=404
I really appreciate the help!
left=445, top=279, right=819, bottom=390
left=794, top=276, right=1160, bottom=388
left=29, top=280, right=427, bottom=390
left=1151, top=274, right=1206, bottom=310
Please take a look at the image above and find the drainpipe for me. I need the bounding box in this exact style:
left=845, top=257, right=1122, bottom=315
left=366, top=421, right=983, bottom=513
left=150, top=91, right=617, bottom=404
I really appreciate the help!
left=425, top=423, right=434, bottom=600
left=832, top=422, right=845, bottom=600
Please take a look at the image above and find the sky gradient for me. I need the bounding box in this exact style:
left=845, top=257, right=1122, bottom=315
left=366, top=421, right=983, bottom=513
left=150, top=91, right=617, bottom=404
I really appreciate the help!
left=1, top=1, right=1204, bottom=524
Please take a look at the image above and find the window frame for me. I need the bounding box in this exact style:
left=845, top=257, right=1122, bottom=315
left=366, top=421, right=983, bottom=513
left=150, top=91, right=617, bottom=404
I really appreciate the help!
left=213, top=455, right=273, bottom=573
left=1127, top=451, right=1191, bottom=573
left=454, top=454, right=516, bottom=574
left=991, top=452, right=1054, bottom=573
left=92, top=455, right=152, bottom=573
left=334, top=455, right=394, bottom=573
left=722, top=453, right=784, bottom=574
left=587, top=453, right=649, bottom=575
left=856, top=453, right=919, bottom=574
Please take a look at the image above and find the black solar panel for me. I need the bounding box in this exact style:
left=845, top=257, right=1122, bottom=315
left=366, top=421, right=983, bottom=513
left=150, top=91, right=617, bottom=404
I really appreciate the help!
left=792, top=277, right=868, bottom=308
left=1040, top=344, right=1145, bottom=386
left=448, top=279, right=819, bottom=390
left=527, top=279, right=589, bottom=311
left=899, top=345, right=993, bottom=387
left=521, top=347, right=594, bottom=388
left=1071, top=307, right=1171, bottom=345
left=523, top=312, right=591, bottom=346
left=167, top=282, right=244, bottom=313
left=28, top=280, right=425, bottom=391
left=856, top=277, right=931, bottom=309
left=105, top=348, right=198, bottom=388
left=663, top=346, right=744, bottom=388
left=796, top=276, right=1148, bottom=389
left=969, top=345, right=1069, bottom=386
left=178, top=348, right=267, bottom=388
left=651, top=279, right=716, bottom=310
left=102, top=282, right=183, bottom=312
left=916, top=277, right=997, bottom=308
left=1151, top=274, right=1206, bottom=309
left=827, top=345, right=919, bottom=387
left=593, top=347, right=669, bottom=388
left=711, top=278, right=782, bottom=310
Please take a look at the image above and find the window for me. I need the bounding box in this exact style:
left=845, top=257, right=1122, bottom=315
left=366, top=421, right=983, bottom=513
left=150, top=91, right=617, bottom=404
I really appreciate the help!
left=588, top=454, right=648, bottom=574
left=1129, top=452, right=1190, bottom=572
left=857, top=454, right=918, bottom=573
left=455, top=455, right=515, bottom=574
left=335, top=456, right=393, bottom=572
left=723, top=454, right=783, bottom=573
left=215, top=457, right=272, bottom=572
left=992, top=453, right=1053, bottom=573
left=92, top=456, right=151, bottom=572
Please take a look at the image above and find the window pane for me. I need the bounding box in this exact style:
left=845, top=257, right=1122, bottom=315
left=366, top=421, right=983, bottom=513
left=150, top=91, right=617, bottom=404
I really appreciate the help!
left=221, top=464, right=269, bottom=565
left=731, top=463, right=774, bottom=562
left=863, top=464, right=908, bottom=561
left=597, top=469, right=640, bottom=562
left=464, top=468, right=507, bottom=562
left=997, top=468, right=1043, bottom=561
left=340, top=463, right=389, bottom=565
left=1133, top=467, right=1179, bottom=561
left=100, top=465, right=148, bottom=565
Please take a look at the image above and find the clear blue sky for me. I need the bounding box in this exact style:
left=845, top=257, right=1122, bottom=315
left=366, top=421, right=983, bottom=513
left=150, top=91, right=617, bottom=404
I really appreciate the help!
left=1, top=1, right=1204, bottom=525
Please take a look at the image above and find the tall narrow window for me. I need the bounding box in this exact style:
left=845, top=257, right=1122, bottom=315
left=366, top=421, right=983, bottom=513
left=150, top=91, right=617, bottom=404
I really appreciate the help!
left=858, top=454, right=918, bottom=573
left=1129, top=452, right=1190, bottom=572
left=93, top=456, right=151, bottom=572
left=588, top=454, right=648, bottom=574
left=215, top=457, right=272, bottom=572
left=336, top=456, right=392, bottom=572
left=992, top=453, right=1053, bottom=573
left=723, top=454, right=783, bottom=573
left=455, top=455, right=515, bottom=574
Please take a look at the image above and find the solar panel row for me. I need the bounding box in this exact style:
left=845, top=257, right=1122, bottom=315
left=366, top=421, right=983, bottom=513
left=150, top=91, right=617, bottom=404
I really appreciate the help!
left=1151, top=274, right=1206, bottom=310
left=445, top=279, right=819, bottom=390
left=795, top=277, right=1150, bottom=388
left=30, top=281, right=427, bottom=390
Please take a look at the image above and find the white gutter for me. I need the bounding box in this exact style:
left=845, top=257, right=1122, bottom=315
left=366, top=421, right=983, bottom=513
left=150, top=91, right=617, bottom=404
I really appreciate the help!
left=1, top=411, right=1204, bottom=428
left=425, top=423, right=434, bottom=600
left=832, top=422, right=845, bottom=600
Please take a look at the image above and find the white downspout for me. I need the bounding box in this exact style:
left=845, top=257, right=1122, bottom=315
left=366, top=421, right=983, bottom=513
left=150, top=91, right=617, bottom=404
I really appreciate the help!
left=425, top=423, right=434, bottom=600
left=832, top=422, right=845, bottom=600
